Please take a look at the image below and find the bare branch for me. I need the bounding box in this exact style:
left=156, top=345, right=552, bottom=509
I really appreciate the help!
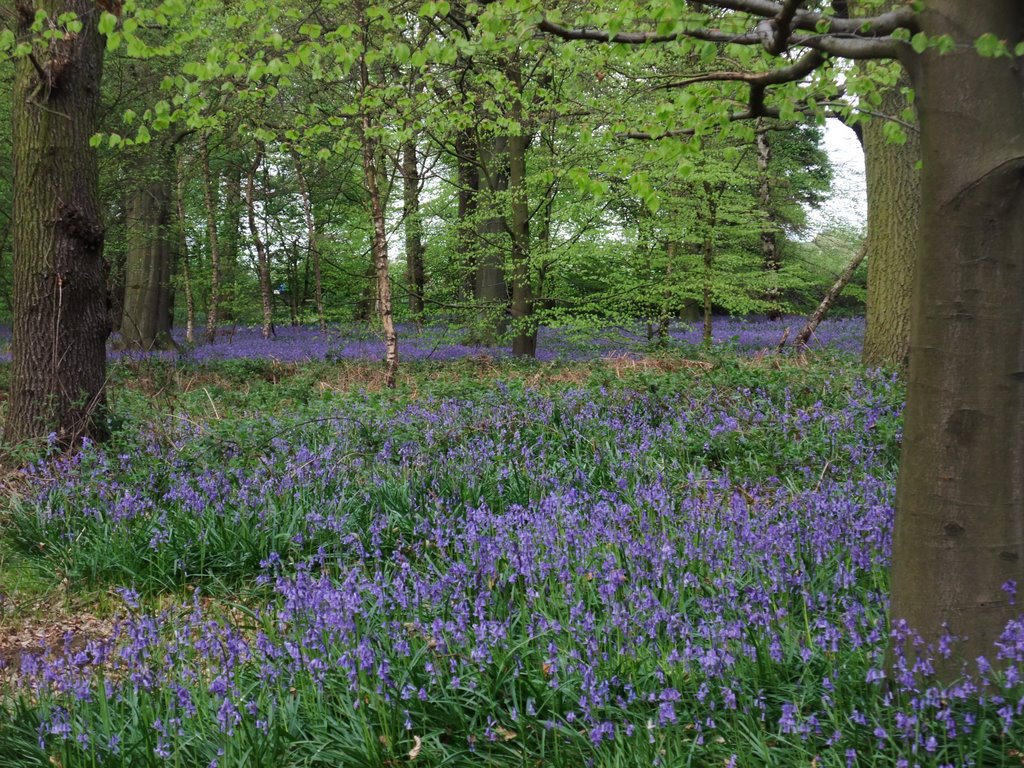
left=693, top=0, right=917, bottom=37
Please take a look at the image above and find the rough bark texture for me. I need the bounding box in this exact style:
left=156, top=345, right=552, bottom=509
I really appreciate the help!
left=6, top=0, right=109, bottom=446
left=246, top=150, right=274, bottom=340
left=201, top=133, right=222, bottom=344
left=889, top=1, right=1024, bottom=677
left=120, top=165, right=175, bottom=350
left=402, top=140, right=425, bottom=320
left=860, top=68, right=919, bottom=368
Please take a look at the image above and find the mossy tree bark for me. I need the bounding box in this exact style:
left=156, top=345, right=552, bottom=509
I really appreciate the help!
left=889, top=0, right=1024, bottom=676
left=860, top=83, right=919, bottom=368
left=850, top=0, right=920, bottom=369
left=6, top=0, right=109, bottom=447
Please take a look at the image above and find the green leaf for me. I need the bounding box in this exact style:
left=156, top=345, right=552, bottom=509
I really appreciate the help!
left=98, top=11, right=118, bottom=36
left=910, top=32, right=928, bottom=54
left=882, top=120, right=907, bottom=146
left=975, top=33, right=1007, bottom=58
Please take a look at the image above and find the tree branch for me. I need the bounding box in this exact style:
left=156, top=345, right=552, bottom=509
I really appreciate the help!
left=538, top=2, right=916, bottom=59
left=537, top=18, right=753, bottom=45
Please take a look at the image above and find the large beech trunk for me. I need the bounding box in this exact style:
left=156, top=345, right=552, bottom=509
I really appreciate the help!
left=889, top=1, right=1024, bottom=676
left=6, top=0, right=109, bottom=446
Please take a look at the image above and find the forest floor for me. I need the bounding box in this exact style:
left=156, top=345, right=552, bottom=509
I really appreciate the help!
left=0, top=320, right=1020, bottom=767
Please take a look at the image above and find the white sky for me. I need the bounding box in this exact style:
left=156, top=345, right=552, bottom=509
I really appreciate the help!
left=809, top=117, right=867, bottom=235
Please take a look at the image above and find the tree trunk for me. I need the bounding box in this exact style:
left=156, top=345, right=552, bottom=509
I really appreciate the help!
left=201, top=133, right=222, bottom=343
left=292, top=151, right=326, bottom=334
left=358, top=43, right=398, bottom=388
left=402, top=140, right=426, bottom=322
left=756, top=124, right=782, bottom=319
left=120, top=158, right=175, bottom=350
left=507, top=65, right=536, bottom=358
left=791, top=242, right=867, bottom=352
left=860, top=69, right=918, bottom=368
left=889, top=1, right=1024, bottom=678
left=6, top=0, right=109, bottom=447
left=219, top=140, right=243, bottom=323
left=246, top=149, right=274, bottom=340
left=474, top=134, right=510, bottom=343
left=455, top=130, right=480, bottom=300
left=175, top=153, right=196, bottom=345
